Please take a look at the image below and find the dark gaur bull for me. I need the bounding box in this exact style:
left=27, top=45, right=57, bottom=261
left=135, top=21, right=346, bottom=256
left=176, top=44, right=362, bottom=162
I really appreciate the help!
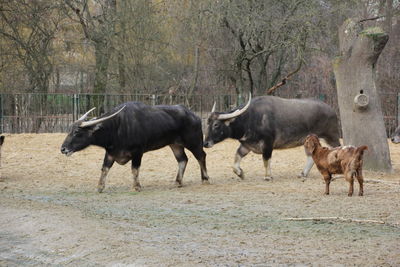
left=391, top=125, right=400, bottom=144
left=204, top=95, right=341, bottom=180
left=61, top=102, right=209, bottom=192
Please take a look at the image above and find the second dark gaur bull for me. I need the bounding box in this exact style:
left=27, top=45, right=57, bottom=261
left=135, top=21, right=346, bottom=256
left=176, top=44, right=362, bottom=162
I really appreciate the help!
left=61, top=102, right=210, bottom=192
left=391, top=125, right=400, bottom=144
left=204, top=95, right=341, bottom=180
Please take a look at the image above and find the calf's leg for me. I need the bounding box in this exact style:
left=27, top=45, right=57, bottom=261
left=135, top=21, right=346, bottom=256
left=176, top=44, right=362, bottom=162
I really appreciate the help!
left=323, top=174, right=332, bottom=195
left=345, top=171, right=354, bottom=197
left=356, top=170, right=364, bottom=196
left=98, top=153, right=115, bottom=193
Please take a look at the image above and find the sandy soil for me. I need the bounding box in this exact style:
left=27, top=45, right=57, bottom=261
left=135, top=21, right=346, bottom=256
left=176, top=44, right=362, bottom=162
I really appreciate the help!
left=0, top=133, right=399, bottom=266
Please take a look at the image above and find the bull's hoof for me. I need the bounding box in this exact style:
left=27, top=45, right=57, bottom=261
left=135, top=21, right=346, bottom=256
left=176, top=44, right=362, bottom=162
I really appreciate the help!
left=175, top=181, right=183, bottom=188
left=233, top=168, right=244, bottom=179
left=297, top=172, right=307, bottom=178
left=202, top=179, right=210, bottom=185
left=133, top=185, right=142, bottom=192
left=264, top=176, right=273, bottom=181
left=97, top=185, right=105, bottom=193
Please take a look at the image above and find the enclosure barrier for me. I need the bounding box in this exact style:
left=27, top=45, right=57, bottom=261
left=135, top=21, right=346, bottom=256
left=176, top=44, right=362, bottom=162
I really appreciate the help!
left=0, top=92, right=398, bottom=136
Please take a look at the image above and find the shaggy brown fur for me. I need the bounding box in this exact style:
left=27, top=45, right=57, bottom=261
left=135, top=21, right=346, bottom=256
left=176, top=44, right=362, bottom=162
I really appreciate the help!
left=304, top=134, right=368, bottom=196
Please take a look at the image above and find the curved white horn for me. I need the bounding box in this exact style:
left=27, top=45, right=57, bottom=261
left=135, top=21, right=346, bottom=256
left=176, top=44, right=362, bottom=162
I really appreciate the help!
left=78, top=107, right=96, bottom=121
left=80, top=105, right=126, bottom=128
left=211, top=102, right=216, bottom=113
left=217, top=93, right=252, bottom=120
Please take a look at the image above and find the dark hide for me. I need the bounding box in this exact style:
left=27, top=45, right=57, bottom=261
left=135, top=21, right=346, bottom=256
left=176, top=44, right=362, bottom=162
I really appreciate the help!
left=61, top=102, right=209, bottom=192
left=204, top=96, right=341, bottom=179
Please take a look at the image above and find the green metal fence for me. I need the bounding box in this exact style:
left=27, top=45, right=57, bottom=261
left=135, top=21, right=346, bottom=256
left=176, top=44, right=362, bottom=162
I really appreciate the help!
left=0, top=92, right=398, bottom=136
left=0, top=93, right=240, bottom=133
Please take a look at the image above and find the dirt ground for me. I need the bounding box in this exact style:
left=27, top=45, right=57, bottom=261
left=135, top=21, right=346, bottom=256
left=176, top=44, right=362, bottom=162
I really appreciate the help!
left=0, top=133, right=399, bottom=266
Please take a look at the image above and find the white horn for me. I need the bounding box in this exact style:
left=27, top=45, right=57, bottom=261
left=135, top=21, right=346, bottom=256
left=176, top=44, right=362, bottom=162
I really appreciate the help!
left=78, top=107, right=96, bottom=121
left=211, top=102, right=216, bottom=113
left=80, top=105, right=126, bottom=128
left=217, top=93, right=252, bottom=120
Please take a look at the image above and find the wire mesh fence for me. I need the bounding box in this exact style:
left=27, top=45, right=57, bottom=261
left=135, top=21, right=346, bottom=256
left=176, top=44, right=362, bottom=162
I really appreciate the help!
left=0, top=92, right=398, bottom=136
left=0, top=93, right=240, bottom=133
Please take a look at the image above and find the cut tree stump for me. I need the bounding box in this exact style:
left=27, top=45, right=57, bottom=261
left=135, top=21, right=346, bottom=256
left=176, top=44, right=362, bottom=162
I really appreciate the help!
left=333, top=19, right=392, bottom=172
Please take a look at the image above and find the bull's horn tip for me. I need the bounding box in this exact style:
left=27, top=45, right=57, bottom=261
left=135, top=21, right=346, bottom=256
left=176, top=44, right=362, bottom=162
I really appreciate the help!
left=211, top=102, right=216, bottom=113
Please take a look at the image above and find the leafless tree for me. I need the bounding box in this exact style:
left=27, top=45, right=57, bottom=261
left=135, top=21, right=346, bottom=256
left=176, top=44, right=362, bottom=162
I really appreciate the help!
left=0, top=0, right=64, bottom=92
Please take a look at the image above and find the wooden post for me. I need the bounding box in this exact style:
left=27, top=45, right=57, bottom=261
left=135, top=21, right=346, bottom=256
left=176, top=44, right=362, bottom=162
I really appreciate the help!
left=397, top=93, right=400, bottom=126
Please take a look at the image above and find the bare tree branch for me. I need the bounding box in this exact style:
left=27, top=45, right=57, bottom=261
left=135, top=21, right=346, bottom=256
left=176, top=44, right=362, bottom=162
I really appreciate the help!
left=358, top=15, right=385, bottom=23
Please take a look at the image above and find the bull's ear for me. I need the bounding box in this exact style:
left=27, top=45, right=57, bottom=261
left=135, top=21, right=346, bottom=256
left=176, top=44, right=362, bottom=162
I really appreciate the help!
left=223, top=118, right=236, bottom=126
left=92, top=123, right=102, bottom=132
left=0, top=136, right=4, bottom=146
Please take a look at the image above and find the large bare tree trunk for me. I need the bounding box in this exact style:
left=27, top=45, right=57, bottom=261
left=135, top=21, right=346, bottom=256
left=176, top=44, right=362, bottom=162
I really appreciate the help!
left=333, top=19, right=392, bottom=172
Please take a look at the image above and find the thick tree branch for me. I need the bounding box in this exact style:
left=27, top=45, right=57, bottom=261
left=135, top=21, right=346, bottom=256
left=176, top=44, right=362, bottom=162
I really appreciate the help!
left=266, top=60, right=302, bottom=95
left=283, top=217, right=400, bottom=228
left=64, top=0, right=92, bottom=40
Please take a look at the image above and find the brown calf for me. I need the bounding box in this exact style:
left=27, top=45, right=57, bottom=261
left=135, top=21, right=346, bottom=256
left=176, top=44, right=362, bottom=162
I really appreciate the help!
left=304, top=134, right=367, bottom=196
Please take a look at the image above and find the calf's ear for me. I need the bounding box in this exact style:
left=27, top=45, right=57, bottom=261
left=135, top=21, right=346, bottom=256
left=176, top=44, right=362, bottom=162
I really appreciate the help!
left=0, top=136, right=4, bottom=146
left=304, top=140, right=315, bottom=154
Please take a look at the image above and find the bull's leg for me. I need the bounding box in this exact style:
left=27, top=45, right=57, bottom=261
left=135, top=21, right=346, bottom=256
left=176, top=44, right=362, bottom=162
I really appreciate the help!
left=131, top=153, right=143, bottom=192
left=298, top=156, right=314, bottom=178
left=98, top=153, right=114, bottom=193
left=233, top=145, right=250, bottom=179
left=323, top=135, right=341, bottom=148
left=187, top=145, right=210, bottom=184
left=321, top=120, right=341, bottom=147
left=170, top=144, right=188, bottom=187
left=262, top=148, right=273, bottom=181
left=263, top=158, right=273, bottom=181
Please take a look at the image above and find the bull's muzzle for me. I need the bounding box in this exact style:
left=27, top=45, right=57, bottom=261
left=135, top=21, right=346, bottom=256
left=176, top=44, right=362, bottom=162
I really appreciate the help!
left=392, top=136, right=400, bottom=144
left=61, top=146, right=74, bottom=156
left=203, top=141, right=214, bottom=148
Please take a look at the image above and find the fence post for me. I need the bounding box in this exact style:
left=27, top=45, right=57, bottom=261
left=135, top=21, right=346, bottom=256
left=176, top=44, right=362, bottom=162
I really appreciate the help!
left=73, top=94, right=78, bottom=121
left=151, top=94, right=156, bottom=106
left=0, top=94, right=2, bottom=133
left=398, top=92, right=400, bottom=126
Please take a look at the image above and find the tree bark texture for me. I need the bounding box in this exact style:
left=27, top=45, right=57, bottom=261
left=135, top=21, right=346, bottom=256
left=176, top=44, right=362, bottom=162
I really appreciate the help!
left=333, top=19, right=392, bottom=172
